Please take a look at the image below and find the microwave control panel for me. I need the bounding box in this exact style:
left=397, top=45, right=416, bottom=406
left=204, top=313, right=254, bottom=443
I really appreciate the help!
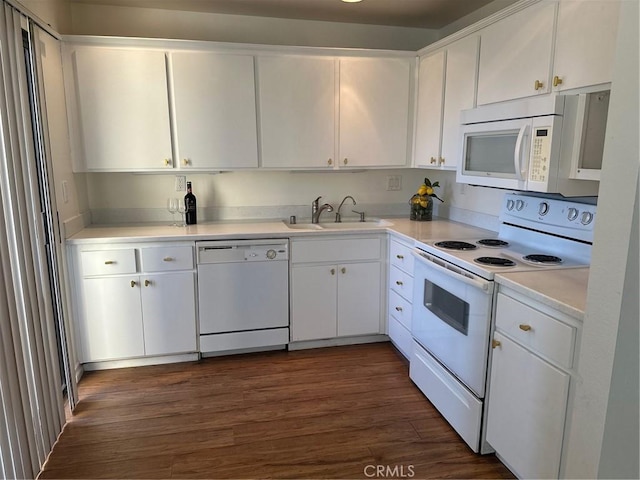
left=529, top=128, right=552, bottom=182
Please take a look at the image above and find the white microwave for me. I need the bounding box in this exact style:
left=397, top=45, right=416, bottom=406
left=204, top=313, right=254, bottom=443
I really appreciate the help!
left=457, top=93, right=608, bottom=196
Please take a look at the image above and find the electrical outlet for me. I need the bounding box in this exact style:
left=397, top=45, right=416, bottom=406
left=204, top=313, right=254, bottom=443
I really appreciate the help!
left=61, top=180, right=69, bottom=203
left=386, top=175, right=402, bottom=191
left=175, top=175, right=186, bottom=192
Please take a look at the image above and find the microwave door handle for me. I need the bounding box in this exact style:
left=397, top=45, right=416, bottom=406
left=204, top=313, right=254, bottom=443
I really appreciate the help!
left=514, top=124, right=529, bottom=181
left=412, top=250, right=493, bottom=294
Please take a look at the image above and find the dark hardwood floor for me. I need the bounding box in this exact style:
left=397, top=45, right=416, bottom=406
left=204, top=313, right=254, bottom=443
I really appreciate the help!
left=39, top=342, right=514, bottom=479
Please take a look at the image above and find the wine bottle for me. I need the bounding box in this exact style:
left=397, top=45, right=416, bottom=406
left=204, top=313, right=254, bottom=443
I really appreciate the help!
left=184, top=181, right=197, bottom=225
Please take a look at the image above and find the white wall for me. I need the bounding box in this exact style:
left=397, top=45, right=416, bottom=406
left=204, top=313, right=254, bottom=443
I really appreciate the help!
left=16, top=0, right=71, bottom=32
left=68, top=3, right=438, bottom=51
left=562, top=1, right=639, bottom=477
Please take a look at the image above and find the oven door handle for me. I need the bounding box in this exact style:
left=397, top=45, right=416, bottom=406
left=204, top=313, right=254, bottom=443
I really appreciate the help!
left=412, top=250, right=494, bottom=294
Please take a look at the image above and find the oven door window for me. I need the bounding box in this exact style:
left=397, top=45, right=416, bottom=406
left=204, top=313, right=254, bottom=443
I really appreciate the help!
left=424, top=279, right=469, bottom=335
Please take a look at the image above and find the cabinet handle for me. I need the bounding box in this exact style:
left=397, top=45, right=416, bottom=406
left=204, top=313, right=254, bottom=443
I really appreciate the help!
left=430, top=157, right=437, bottom=165
left=396, top=281, right=403, bottom=286
left=395, top=306, right=403, bottom=312
left=396, top=254, right=404, bottom=259
left=553, top=75, right=563, bottom=87
left=328, top=158, right=333, bottom=166
left=343, top=158, right=348, bottom=165
left=163, top=257, right=174, bottom=262
left=104, top=260, right=115, bottom=265
left=164, top=158, right=171, bottom=166
left=492, top=339, right=501, bottom=349
left=144, top=279, right=151, bottom=287
left=534, top=79, right=544, bottom=90
left=439, top=157, right=445, bottom=165
left=330, top=268, right=336, bottom=275
left=182, top=158, right=190, bottom=166
left=341, top=267, right=346, bottom=274
left=130, top=280, right=137, bottom=288
left=519, top=324, right=532, bottom=332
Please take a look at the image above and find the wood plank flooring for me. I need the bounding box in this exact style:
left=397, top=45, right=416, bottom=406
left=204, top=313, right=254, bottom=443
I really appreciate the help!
left=39, top=343, right=514, bottom=479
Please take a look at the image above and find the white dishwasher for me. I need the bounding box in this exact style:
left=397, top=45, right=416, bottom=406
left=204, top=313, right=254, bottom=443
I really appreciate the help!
left=197, top=239, right=289, bottom=356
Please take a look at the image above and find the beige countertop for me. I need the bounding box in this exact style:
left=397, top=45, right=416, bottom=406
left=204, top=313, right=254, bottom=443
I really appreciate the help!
left=495, top=268, right=590, bottom=320
left=66, top=217, right=496, bottom=245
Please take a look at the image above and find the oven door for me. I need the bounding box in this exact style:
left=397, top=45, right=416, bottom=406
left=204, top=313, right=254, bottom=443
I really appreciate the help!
left=411, top=249, right=494, bottom=397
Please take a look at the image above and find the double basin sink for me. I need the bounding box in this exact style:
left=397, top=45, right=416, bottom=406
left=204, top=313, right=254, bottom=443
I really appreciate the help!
left=283, top=219, right=392, bottom=230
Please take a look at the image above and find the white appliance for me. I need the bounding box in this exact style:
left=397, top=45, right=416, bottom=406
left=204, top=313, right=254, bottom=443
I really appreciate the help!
left=458, top=92, right=608, bottom=196
left=197, top=239, right=289, bottom=355
left=409, top=193, right=595, bottom=453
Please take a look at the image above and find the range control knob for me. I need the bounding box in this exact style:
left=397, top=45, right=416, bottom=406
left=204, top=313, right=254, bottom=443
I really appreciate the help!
left=506, top=199, right=515, bottom=211
left=515, top=199, right=525, bottom=211
left=567, top=207, right=579, bottom=221
left=266, top=249, right=277, bottom=260
left=581, top=211, right=594, bottom=225
left=538, top=202, right=550, bottom=216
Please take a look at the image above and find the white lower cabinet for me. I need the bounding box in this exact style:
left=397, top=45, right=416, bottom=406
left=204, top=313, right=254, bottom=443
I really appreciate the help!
left=72, top=243, right=197, bottom=363
left=290, top=236, right=384, bottom=342
left=486, top=289, right=579, bottom=479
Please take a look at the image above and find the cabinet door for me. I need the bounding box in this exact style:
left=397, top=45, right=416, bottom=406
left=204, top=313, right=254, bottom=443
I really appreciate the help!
left=291, top=265, right=337, bottom=341
left=72, top=48, right=173, bottom=171
left=552, top=0, right=621, bottom=91
left=339, top=57, right=412, bottom=167
left=337, top=262, right=381, bottom=337
left=171, top=52, right=258, bottom=169
left=477, top=2, right=555, bottom=105
left=258, top=56, right=335, bottom=169
left=414, top=51, right=445, bottom=168
left=440, top=35, right=479, bottom=171
left=140, top=272, right=197, bottom=356
left=486, top=333, right=570, bottom=479
left=80, top=276, right=144, bottom=361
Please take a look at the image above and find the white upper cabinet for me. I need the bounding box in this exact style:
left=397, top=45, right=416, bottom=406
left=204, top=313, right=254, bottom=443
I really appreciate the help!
left=440, top=35, right=479, bottom=170
left=339, top=57, right=412, bottom=167
left=171, top=52, right=258, bottom=169
left=477, top=1, right=556, bottom=105
left=414, top=35, right=479, bottom=171
left=258, top=56, right=335, bottom=169
left=552, top=0, right=621, bottom=91
left=71, top=48, right=173, bottom=171
left=414, top=51, right=445, bottom=168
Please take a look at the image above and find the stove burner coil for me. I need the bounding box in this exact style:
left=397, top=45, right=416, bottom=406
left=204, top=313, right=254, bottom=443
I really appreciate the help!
left=523, top=254, right=563, bottom=264
left=474, top=256, right=516, bottom=267
left=477, top=239, right=509, bottom=248
left=434, top=241, right=478, bottom=251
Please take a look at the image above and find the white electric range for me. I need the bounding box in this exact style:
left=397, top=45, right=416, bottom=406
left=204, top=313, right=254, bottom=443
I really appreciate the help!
left=409, top=193, right=596, bottom=453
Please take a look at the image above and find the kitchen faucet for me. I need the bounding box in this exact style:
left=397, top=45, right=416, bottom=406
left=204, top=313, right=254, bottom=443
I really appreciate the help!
left=311, top=196, right=334, bottom=224
left=335, top=195, right=356, bottom=223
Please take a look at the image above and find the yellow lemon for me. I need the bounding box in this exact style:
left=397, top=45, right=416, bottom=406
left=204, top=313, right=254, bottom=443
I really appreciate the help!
left=417, top=185, right=428, bottom=196
left=412, top=197, right=421, bottom=204
left=425, top=186, right=434, bottom=196
left=419, top=199, right=428, bottom=208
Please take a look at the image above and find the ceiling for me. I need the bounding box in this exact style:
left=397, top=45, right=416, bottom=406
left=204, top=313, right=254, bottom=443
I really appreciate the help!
left=68, top=0, right=499, bottom=29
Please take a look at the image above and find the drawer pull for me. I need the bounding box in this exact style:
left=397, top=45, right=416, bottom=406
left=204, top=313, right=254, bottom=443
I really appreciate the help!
left=341, top=267, right=346, bottom=274
left=330, top=268, right=336, bottom=275
left=395, top=306, right=403, bottom=312
left=130, top=280, right=137, bottom=288
left=519, top=324, right=532, bottom=332
left=104, top=260, right=115, bottom=265
left=396, top=254, right=404, bottom=259
left=163, top=257, right=174, bottom=262
left=492, top=339, right=501, bottom=349
left=144, top=279, right=151, bottom=287
left=396, top=281, right=403, bottom=286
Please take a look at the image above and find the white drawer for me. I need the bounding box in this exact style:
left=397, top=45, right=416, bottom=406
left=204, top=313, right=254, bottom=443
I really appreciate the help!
left=388, top=289, right=412, bottom=330
left=80, top=249, right=137, bottom=277
left=291, top=237, right=381, bottom=264
left=496, top=292, right=576, bottom=369
left=388, top=316, right=412, bottom=360
left=141, top=246, right=194, bottom=272
left=389, top=265, right=413, bottom=301
left=389, top=240, right=414, bottom=274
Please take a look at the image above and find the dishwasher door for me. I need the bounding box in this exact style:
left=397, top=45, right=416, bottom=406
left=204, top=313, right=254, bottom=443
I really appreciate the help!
left=197, top=240, right=289, bottom=336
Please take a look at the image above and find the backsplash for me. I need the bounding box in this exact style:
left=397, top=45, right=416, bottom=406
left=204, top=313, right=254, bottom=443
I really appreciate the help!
left=83, top=168, right=502, bottom=231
